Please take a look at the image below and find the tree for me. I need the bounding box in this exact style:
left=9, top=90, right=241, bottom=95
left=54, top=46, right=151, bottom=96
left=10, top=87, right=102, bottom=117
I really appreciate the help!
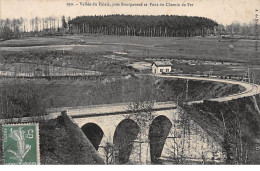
left=103, top=141, right=115, bottom=164
left=0, top=25, right=13, bottom=39
left=68, top=15, right=218, bottom=37
left=61, top=16, right=67, bottom=35
left=165, top=103, right=191, bottom=164
left=0, top=80, right=47, bottom=119
left=62, top=16, right=67, bottom=29
left=125, top=100, right=155, bottom=164
left=220, top=104, right=251, bottom=164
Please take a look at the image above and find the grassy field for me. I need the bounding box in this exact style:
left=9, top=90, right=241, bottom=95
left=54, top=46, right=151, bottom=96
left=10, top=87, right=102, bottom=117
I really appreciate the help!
left=0, top=35, right=258, bottom=63
left=0, top=35, right=259, bottom=82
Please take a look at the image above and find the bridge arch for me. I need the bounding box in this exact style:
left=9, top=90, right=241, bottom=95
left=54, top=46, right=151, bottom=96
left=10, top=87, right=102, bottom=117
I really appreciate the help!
left=113, top=119, right=140, bottom=164
left=81, top=123, right=104, bottom=150
left=149, top=115, right=172, bottom=163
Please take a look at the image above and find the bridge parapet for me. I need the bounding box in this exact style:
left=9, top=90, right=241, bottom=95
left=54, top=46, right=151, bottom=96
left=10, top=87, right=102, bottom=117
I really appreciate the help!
left=66, top=101, right=177, bottom=118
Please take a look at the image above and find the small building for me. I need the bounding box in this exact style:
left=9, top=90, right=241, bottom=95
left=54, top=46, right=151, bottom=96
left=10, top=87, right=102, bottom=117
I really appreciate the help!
left=151, top=61, right=172, bottom=74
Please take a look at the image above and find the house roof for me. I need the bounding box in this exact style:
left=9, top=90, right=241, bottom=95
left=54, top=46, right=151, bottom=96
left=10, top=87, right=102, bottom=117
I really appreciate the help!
left=152, top=61, right=172, bottom=67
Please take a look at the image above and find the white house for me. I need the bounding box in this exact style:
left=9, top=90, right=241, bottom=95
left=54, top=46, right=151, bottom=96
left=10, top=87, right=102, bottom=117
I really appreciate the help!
left=151, top=61, right=172, bottom=74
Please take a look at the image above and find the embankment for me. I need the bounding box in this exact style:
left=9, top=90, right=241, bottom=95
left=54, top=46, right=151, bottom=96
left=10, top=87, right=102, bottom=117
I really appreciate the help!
left=184, top=94, right=260, bottom=164
left=41, top=76, right=244, bottom=108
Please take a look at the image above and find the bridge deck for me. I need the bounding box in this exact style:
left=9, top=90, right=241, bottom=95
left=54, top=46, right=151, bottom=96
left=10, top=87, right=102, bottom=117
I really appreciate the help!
left=48, top=101, right=177, bottom=118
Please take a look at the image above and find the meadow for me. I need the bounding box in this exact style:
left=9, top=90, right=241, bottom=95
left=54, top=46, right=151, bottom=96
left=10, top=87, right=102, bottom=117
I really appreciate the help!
left=0, top=35, right=259, bottom=82
left=0, top=35, right=258, bottom=63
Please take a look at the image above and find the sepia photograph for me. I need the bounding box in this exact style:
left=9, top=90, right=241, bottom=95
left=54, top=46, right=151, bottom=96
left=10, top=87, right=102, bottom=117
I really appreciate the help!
left=0, top=0, right=259, bottom=165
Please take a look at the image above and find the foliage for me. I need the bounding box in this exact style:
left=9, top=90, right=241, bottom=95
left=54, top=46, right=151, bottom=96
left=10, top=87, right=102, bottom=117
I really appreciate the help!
left=103, top=141, right=115, bottom=164
left=166, top=105, right=191, bottom=164
left=126, top=100, right=155, bottom=128
left=124, top=100, right=155, bottom=164
left=0, top=15, right=258, bottom=40
left=69, top=15, right=218, bottom=37
left=0, top=79, right=47, bottom=119
left=0, top=26, right=14, bottom=40
left=185, top=97, right=260, bottom=164
left=62, top=16, right=67, bottom=29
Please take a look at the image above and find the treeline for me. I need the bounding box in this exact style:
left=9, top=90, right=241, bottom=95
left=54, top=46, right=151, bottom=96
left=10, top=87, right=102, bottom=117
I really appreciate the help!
left=217, top=21, right=260, bottom=37
left=69, top=15, right=218, bottom=37
left=1, top=15, right=258, bottom=40
left=0, top=16, right=69, bottom=40
left=0, top=18, right=23, bottom=39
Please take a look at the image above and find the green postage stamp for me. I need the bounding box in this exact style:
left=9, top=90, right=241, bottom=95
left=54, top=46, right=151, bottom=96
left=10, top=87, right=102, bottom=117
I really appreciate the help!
left=2, top=123, right=40, bottom=165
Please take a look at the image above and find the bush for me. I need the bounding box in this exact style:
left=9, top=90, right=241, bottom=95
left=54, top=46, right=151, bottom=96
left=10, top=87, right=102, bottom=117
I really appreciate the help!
left=0, top=79, right=47, bottom=119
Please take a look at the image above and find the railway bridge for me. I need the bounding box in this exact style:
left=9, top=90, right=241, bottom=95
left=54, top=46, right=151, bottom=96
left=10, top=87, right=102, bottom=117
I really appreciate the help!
left=62, top=101, right=223, bottom=164
left=49, top=75, right=260, bottom=164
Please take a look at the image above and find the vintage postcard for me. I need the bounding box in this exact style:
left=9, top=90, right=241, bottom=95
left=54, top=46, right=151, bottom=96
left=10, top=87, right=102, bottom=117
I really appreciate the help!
left=0, top=0, right=259, bottom=165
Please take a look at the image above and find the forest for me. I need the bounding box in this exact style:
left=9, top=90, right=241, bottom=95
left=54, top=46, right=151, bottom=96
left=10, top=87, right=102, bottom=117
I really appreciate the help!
left=0, top=15, right=258, bottom=40
left=69, top=15, right=218, bottom=37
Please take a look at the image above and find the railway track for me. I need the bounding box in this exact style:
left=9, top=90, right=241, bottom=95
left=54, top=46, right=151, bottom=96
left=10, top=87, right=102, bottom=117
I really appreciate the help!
left=153, top=74, right=260, bottom=104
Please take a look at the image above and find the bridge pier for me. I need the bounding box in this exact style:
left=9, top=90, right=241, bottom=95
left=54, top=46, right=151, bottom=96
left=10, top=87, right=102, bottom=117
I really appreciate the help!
left=138, top=131, right=151, bottom=164
left=128, top=125, right=151, bottom=164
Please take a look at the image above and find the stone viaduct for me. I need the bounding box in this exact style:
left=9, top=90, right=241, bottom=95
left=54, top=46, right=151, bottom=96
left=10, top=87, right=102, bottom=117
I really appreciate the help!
left=49, top=75, right=260, bottom=164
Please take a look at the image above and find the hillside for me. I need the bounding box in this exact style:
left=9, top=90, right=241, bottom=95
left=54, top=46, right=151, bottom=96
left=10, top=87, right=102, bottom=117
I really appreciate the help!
left=38, top=76, right=244, bottom=108
left=184, top=95, right=260, bottom=164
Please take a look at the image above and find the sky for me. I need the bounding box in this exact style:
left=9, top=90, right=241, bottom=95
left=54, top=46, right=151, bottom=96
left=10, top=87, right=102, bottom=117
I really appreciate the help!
left=0, top=0, right=259, bottom=25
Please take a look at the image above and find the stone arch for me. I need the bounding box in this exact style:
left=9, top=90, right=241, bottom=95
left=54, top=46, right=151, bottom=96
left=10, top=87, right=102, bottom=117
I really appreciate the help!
left=149, top=115, right=172, bottom=163
left=81, top=123, right=104, bottom=150
left=113, top=119, right=140, bottom=164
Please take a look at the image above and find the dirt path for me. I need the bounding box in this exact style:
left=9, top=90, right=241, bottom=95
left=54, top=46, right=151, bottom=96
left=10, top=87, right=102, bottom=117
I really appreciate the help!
left=0, top=42, right=153, bottom=51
